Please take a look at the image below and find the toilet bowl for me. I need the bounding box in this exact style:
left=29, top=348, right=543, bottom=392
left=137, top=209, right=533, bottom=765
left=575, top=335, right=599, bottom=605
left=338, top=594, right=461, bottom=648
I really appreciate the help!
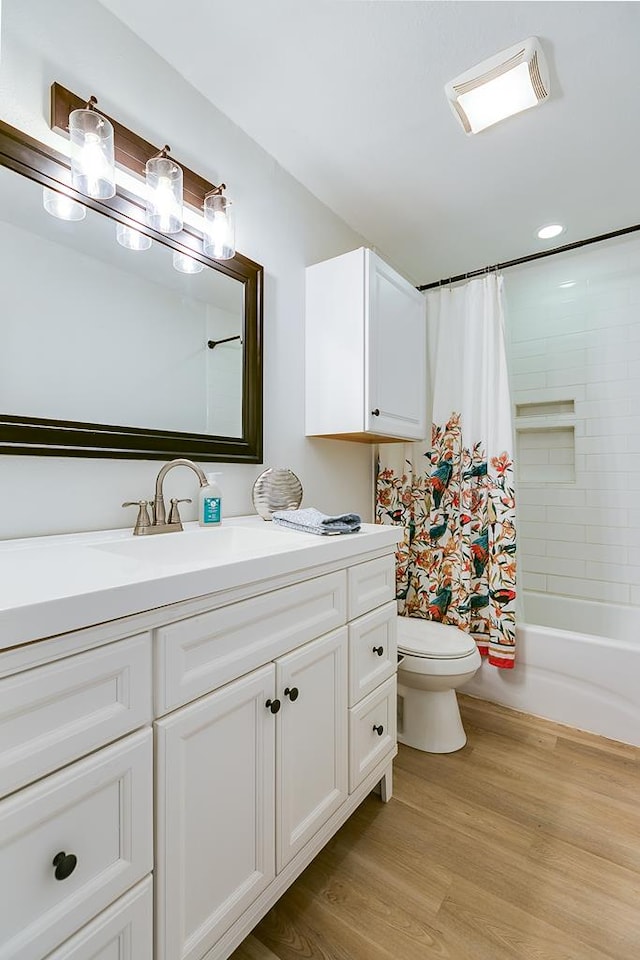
left=397, top=616, right=481, bottom=754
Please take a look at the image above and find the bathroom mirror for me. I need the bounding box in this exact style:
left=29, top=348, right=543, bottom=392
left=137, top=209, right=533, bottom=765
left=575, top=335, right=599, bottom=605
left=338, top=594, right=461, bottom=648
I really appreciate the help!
left=0, top=119, right=263, bottom=462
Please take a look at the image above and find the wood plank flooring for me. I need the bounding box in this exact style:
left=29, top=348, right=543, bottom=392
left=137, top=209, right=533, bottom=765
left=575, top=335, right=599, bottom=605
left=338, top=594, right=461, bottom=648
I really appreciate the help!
left=231, top=696, right=640, bottom=960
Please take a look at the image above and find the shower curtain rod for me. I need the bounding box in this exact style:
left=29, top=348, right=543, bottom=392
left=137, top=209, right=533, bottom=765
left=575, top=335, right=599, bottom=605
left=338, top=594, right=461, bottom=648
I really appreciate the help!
left=417, top=222, right=640, bottom=291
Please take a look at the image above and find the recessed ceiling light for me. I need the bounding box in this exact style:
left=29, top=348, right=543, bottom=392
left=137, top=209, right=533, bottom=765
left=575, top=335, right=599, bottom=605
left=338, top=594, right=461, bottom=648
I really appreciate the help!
left=537, top=224, right=564, bottom=240
left=445, top=37, right=550, bottom=135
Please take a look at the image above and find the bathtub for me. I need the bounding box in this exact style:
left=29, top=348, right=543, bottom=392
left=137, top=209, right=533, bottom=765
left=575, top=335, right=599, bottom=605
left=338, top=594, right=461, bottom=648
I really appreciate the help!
left=461, top=591, right=640, bottom=746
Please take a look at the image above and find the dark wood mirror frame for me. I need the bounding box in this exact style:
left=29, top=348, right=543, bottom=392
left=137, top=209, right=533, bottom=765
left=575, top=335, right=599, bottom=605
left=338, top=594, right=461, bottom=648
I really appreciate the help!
left=0, top=118, right=263, bottom=463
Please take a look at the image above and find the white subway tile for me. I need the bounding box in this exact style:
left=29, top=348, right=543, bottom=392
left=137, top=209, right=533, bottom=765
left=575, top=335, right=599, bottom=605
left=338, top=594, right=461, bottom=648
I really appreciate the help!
left=547, top=504, right=627, bottom=526
left=545, top=368, right=587, bottom=388
left=584, top=453, right=635, bottom=473
left=549, top=449, right=575, bottom=465
left=546, top=540, right=627, bottom=564
left=522, top=572, right=547, bottom=591
left=546, top=575, right=630, bottom=604
left=577, top=435, right=628, bottom=455
left=585, top=526, right=636, bottom=546
left=577, top=399, right=632, bottom=419
left=519, top=448, right=550, bottom=466
left=585, top=379, right=636, bottom=400
left=585, top=562, right=640, bottom=585
left=586, top=361, right=628, bottom=383
left=522, top=554, right=548, bottom=574
left=513, top=372, right=548, bottom=392
left=511, top=355, right=548, bottom=375
left=629, top=585, right=640, bottom=605
left=521, top=519, right=586, bottom=542
left=518, top=504, right=547, bottom=522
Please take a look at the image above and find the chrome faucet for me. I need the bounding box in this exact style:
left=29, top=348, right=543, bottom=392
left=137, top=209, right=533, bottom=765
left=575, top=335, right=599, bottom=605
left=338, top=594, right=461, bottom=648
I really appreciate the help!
left=123, top=458, right=209, bottom=535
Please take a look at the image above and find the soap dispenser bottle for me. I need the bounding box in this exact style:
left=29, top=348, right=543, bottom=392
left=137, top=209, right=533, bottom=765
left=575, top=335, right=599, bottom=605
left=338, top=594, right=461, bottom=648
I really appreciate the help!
left=199, top=473, right=222, bottom=526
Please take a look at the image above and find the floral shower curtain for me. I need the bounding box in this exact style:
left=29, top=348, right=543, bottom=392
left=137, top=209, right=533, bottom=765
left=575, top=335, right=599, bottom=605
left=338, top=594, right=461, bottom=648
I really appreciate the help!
left=376, top=274, right=517, bottom=668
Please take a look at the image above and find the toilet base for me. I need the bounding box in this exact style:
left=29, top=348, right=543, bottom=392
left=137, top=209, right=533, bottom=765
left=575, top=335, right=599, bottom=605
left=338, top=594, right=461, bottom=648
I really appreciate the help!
left=397, top=682, right=467, bottom=753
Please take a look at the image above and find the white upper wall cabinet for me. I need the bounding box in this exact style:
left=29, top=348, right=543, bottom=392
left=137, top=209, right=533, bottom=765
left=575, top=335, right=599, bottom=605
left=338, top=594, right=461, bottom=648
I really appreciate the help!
left=305, top=247, right=427, bottom=442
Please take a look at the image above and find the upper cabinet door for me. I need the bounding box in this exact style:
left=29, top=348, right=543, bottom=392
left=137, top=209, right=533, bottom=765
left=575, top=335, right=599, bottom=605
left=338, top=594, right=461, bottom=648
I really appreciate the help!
left=305, top=247, right=427, bottom=442
left=366, top=251, right=427, bottom=440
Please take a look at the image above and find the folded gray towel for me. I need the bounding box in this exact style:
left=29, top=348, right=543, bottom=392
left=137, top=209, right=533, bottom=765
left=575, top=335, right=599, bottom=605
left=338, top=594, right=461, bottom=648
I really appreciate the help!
left=272, top=507, right=361, bottom=535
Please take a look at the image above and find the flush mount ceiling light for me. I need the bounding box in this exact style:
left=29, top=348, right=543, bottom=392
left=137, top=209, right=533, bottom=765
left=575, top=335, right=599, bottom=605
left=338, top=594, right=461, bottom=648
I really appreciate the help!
left=537, top=223, right=564, bottom=240
left=446, top=37, right=549, bottom=135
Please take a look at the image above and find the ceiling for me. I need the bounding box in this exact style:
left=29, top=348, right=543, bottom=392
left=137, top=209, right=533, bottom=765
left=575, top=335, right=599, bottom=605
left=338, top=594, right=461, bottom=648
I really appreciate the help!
left=98, top=1, right=640, bottom=285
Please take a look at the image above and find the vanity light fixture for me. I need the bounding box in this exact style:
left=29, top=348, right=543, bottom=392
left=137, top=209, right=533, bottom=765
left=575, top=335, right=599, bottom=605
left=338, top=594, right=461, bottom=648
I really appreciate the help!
left=145, top=145, right=183, bottom=235
left=203, top=187, right=235, bottom=260
left=537, top=223, right=564, bottom=240
left=68, top=96, right=116, bottom=198
left=173, top=251, right=204, bottom=274
left=446, top=37, right=550, bottom=135
left=42, top=186, right=87, bottom=221
left=116, top=223, right=152, bottom=251
left=51, top=84, right=237, bottom=256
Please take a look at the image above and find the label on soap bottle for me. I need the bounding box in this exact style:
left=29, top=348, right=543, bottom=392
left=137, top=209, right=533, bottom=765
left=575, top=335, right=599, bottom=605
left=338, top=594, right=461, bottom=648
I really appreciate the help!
left=203, top=496, right=221, bottom=524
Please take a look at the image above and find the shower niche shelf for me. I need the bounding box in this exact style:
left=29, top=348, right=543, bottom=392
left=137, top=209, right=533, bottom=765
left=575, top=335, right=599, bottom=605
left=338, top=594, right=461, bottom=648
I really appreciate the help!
left=515, top=399, right=576, bottom=484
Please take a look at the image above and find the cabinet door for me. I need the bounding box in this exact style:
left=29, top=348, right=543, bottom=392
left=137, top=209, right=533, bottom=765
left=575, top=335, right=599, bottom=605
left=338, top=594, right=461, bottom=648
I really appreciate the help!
left=276, top=627, right=348, bottom=871
left=155, top=665, right=276, bottom=960
left=366, top=250, right=427, bottom=440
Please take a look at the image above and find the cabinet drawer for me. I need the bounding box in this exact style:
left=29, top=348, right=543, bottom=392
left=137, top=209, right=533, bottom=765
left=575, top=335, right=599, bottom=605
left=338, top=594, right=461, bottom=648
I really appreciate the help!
left=347, top=555, right=396, bottom=620
left=0, top=728, right=153, bottom=960
left=348, top=602, right=397, bottom=706
left=156, top=571, right=347, bottom=714
left=0, top=634, right=152, bottom=798
left=44, top=876, right=152, bottom=960
left=349, top=677, right=397, bottom=792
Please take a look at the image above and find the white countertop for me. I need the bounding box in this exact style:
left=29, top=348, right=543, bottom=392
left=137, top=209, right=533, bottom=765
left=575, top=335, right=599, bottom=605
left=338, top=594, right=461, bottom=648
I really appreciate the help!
left=0, top=516, right=401, bottom=650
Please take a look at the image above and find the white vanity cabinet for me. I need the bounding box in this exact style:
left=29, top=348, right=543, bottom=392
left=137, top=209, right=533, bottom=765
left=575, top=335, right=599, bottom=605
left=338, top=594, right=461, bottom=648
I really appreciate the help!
left=305, top=246, right=427, bottom=442
left=0, top=521, right=400, bottom=960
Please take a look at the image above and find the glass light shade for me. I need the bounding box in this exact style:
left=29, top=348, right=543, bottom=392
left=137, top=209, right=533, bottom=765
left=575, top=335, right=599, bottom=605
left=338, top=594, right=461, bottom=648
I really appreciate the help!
left=116, top=223, right=152, bottom=251
left=203, top=193, right=235, bottom=260
left=42, top=186, right=87, bottom=221
left=146, top=156, right=183, bottom=234
left=173, top=251, right=204, bottom=274
left=69, top=108, right=116, bottom=199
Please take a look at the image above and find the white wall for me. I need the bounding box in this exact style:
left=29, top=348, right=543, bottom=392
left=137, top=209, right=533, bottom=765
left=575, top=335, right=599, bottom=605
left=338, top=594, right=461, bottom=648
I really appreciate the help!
left=0, top=0, right=373, bottom=539
left=505, top=233, right=640, bottom=609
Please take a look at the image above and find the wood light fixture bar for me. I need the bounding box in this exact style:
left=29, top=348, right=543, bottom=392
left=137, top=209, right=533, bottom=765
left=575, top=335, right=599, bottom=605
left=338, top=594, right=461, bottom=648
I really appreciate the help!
left=50, top=82, right=224, bottom=210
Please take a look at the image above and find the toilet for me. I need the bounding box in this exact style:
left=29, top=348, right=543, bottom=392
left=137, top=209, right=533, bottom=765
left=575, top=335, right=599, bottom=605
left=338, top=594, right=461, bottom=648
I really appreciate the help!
left=396, top=616, right=482, bottom=754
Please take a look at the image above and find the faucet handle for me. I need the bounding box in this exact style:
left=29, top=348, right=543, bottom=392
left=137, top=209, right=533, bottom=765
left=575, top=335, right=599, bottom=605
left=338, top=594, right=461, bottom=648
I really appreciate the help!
left=168, top=498, right=192, bottom=525
left=122, top=500, right=152, bottom=535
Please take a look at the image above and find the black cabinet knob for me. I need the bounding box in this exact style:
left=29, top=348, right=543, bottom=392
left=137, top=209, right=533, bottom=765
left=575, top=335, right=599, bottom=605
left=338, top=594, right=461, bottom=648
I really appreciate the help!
left=372, top=724, right=384, bottom=737
left=265, top=698, right=281, bottom=714
left=371, top=408, right=380, bottom=417
left=372, top=645, right=384, bottom=657
left=52, top=851, right=77, bottom=881
left=284, top=686, right=299, bottom=702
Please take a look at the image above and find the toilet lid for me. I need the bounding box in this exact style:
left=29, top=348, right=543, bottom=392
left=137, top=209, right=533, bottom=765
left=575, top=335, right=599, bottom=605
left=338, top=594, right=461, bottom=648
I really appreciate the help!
left=397, top=617, right=477, bottom=659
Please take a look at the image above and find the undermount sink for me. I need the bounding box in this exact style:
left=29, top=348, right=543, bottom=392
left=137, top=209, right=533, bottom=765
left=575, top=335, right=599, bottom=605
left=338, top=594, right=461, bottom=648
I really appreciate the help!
left=89, top=523, right=304, bottom=567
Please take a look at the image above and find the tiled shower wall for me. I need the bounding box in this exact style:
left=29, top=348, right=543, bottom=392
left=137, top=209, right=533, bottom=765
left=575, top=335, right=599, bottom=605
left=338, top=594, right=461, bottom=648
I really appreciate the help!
left=504, top=233, right=640, bottom=607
